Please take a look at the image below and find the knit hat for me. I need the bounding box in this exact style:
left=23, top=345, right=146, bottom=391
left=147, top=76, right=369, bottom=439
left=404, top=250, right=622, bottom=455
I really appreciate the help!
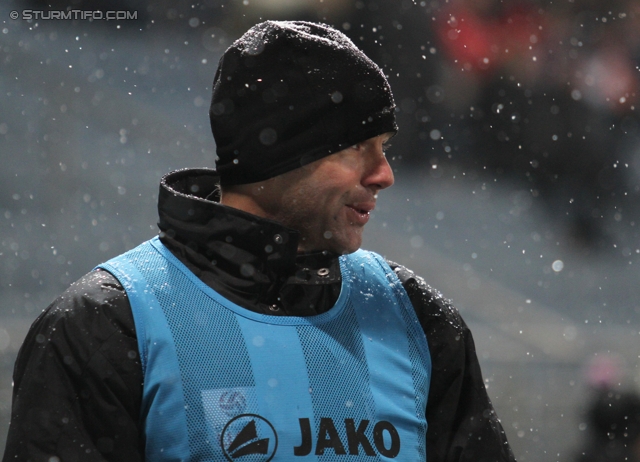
left=210, top=20, right=397, bottom=186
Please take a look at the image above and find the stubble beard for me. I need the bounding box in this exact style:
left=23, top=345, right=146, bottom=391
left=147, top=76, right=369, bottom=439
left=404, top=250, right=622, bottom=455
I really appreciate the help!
left=270, top=195, right=356, bottom=254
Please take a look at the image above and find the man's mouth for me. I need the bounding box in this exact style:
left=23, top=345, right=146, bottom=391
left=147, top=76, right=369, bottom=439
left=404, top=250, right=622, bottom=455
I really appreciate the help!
left=345, top=202, right=375, bottom=225
left=348, top=202, right=375, bottom=214
left=349, top=206, right=370, bottom=214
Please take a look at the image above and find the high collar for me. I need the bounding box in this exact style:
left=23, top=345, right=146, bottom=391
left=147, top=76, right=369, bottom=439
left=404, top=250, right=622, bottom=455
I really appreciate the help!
left=156, top=168, right=341, bottom=314
left=158, top=168, right=300, bottom=276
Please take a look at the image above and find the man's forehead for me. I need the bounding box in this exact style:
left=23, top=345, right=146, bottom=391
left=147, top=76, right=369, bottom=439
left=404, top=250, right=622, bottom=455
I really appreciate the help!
left=380, top=132, right=395, bottom=143
left=349, top=132, right=394, bottom=148
left=383, top=132, right=395, bottom=141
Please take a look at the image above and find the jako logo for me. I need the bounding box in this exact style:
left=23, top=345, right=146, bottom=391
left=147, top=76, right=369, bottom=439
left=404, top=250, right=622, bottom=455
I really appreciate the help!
left=221, top=415, right=400, bottom=459
left=221, top=414, right=278, bottom=462
left=294, top=418, right=400, bottom=458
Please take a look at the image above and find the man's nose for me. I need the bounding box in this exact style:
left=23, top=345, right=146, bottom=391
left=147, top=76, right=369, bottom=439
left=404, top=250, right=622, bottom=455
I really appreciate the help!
left=363, top=148, right=395, bottom=191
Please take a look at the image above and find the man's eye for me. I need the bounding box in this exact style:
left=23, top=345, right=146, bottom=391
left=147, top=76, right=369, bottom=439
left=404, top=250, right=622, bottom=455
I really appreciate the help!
left=351, top=143, right=361, bottom=150
left=382, top=143, right=392, bottom=152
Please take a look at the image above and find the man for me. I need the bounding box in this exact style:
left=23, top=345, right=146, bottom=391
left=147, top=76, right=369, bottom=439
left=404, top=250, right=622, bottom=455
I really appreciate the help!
left=3, top=21, right=515, bottom=461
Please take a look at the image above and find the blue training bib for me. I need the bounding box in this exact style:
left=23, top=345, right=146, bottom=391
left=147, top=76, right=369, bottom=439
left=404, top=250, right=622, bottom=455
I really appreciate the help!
left=98, top=237, right=431, bottom=461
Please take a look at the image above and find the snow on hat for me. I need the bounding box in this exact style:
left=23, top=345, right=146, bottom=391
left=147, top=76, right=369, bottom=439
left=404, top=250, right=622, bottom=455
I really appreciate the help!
left=210, top=20, right=397, bottom=186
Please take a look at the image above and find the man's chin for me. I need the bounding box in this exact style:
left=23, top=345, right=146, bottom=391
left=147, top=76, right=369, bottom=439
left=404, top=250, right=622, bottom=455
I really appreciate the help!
left=334, top=234, right=362, bottom=255
left=298, top=228, right=362, bottom=254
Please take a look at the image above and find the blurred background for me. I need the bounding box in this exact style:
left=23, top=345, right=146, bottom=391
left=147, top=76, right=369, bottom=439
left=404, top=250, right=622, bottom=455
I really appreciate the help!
left=1, top=0, right=640, bottom=460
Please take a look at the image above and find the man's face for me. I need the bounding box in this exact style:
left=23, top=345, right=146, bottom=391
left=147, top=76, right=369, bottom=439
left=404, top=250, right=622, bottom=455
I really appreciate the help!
left=257, top=133, right=395, bottom=254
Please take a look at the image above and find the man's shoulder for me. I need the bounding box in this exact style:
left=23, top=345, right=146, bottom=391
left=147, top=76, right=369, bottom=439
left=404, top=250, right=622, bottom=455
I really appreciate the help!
left=31, top=269, right=134, bottom=347
left=384, top=260, right=465, bottom=333
left=46, top=269, right=127, bottom=314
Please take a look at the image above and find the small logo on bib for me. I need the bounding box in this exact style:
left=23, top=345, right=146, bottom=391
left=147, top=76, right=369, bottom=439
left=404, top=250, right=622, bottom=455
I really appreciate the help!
left=221, top=414, right=278, bottom=461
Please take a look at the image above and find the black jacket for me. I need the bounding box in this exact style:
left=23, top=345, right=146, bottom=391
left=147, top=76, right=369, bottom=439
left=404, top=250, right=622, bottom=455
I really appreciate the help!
left=3, top=169, right=515, bottom=462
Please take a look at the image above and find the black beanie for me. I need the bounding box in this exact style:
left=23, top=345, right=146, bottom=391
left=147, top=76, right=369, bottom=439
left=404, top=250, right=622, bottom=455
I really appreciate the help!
left=210, top=20, right=397, bottom=186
